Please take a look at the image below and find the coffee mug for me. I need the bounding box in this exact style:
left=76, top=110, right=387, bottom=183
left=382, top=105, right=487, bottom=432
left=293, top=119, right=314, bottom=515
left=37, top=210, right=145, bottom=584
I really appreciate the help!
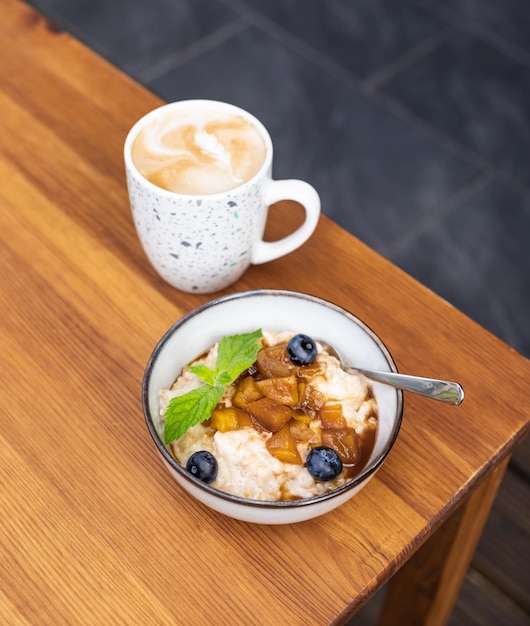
left=124, top=100, right=320, bottom=293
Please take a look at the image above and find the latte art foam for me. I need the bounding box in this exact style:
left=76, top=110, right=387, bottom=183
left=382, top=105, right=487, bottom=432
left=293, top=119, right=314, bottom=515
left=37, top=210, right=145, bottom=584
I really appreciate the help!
left=131, top=109, right=267, bottom=195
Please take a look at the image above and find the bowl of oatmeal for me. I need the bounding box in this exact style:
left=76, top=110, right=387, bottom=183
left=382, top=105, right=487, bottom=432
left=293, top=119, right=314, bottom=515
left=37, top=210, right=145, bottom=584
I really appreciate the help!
left=143, top=290, right=403, bottom=524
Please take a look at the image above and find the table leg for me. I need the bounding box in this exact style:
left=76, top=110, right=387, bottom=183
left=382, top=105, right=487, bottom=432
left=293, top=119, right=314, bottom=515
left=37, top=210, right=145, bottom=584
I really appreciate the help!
left=377, top=456, right=510, bottom=626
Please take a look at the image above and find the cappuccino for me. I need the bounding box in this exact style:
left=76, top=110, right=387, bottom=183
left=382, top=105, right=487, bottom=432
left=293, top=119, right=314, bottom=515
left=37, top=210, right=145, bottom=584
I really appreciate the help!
left=131, top=107, right=267, bottom=195
left=124, top=100, right=320, bottom=293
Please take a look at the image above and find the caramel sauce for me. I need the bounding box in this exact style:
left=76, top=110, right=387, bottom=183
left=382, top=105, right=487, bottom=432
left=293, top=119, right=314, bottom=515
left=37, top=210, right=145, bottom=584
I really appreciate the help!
left=342, top=426, right=377, bottom=479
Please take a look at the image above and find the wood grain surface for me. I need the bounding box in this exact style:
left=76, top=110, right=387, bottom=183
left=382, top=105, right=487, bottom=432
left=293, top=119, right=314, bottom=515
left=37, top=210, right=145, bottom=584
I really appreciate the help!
left=1, top=1, right=529, bottom=624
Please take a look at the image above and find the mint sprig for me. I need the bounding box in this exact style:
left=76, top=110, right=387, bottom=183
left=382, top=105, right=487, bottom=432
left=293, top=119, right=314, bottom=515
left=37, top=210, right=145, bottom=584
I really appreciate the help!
left=163, top=384, right=225, bottom=445
left=164, top=329, right=263, bottom=444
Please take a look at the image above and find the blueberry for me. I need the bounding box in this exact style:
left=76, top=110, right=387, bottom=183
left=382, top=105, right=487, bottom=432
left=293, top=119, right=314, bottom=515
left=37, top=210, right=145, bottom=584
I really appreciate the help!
left=287, top=333, right=318, bottom=366
left=306, top=447, right=343, bottom=481
left=186, top=451, right=218, bottom=483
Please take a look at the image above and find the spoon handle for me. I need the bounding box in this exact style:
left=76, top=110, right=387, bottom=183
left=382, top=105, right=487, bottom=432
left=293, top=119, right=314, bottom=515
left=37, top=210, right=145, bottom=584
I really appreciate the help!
left=347, top=367, right=465, bottom=405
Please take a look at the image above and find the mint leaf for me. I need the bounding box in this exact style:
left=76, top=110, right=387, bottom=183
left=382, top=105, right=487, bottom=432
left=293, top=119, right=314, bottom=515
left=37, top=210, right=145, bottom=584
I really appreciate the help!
left=163, top=329, right=263, bottom=444
left=215, top=370, right=235, bottom=387
left=187, top=363, right=216, bottom=385
left=164, top=384, right=225, bottom=444
left=215, top=329, right=263, bottom=382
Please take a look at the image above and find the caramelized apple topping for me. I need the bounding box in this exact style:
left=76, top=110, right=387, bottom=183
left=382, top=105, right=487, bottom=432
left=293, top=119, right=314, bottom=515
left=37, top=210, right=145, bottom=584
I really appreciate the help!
left=256, top=345, right=294, bottom=378
left=321, top=427, right=359, bottom=466
left=297, top=381, right=322, bottom=415
left=255, top=375, right=299, bottom=406
left=266, top=423, right=303, bottom=465
left=289, top=418, right=317, bottom=444
left=211, top=407, right=254, bottom=432
left=249, top=397, right=292, bottom=432
left=232, top=375, right=263, bottom=409
left=319, top=403, right=347, bottom=430
left=206, top=339, right=376, bottom=479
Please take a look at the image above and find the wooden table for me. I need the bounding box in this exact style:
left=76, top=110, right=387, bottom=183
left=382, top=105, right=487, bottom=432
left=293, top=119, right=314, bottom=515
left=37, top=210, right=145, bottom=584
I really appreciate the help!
left=1, top=1, right=528, bottom=624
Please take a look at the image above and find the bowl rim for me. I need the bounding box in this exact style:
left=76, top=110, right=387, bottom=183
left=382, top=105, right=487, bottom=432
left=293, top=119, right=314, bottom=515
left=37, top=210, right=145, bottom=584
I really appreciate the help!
left=142, top=289, right=404, bottom=509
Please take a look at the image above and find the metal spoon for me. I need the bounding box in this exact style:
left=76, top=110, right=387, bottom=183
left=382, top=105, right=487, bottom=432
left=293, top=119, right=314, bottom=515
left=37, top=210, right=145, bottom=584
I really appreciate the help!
left=318, top=340, right=464, bottom=406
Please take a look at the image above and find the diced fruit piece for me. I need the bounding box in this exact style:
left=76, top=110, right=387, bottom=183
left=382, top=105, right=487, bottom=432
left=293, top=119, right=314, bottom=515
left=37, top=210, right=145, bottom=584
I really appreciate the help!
left=186, top=451, right=218, bottom=483
left=291, top=409, right=311, bottom=424
left=287, top=334, right=318, bottom=366
left=236, top=410, right=255, bottom=429
left=289, top=418, right=315, bottom=443
left=256, top=345, right=294, bottom=378
left=211, top=407, right=252, bottom=432
left=255, top=375, right=299, bottom=406
left=296, top=362, right=323, bottom=380
left=232, top=376, right=263, bottom=409
left=211, top=407, right=238, bottom=432
left=305, top=447, right=343, bottom=481
left=266, top=423, right=302, bottom=464
left=319, top=403, right=347, bottom=429
left=321, top=427, right=359, bottom=465
left=248, top=397, right=292, bottom=432
left=298, top=382, right=325, bottom=414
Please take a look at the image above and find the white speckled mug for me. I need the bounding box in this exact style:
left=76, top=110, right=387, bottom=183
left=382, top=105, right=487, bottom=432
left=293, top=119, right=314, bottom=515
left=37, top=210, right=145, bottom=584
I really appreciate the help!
left=124, top=100, right=320, bottom=294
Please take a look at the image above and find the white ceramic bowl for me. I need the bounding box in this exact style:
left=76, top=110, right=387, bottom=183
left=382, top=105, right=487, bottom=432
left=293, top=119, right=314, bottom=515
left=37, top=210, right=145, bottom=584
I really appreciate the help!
left=143, top=290, right=403, bottom=524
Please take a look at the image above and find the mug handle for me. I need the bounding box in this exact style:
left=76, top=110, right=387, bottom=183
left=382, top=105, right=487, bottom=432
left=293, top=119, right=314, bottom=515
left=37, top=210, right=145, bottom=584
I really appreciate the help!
left=251, top=179, right=321, bottom=264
